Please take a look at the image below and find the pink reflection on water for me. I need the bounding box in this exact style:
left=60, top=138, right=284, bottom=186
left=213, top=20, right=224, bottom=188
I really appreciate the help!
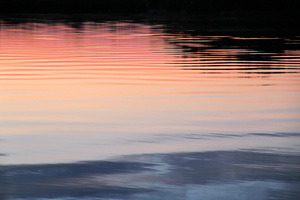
left=0, top=22, right=300, bottom=164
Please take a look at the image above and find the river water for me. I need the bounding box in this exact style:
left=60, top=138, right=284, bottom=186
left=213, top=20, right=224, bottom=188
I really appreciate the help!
left=0, top=17, right=299, bottom=199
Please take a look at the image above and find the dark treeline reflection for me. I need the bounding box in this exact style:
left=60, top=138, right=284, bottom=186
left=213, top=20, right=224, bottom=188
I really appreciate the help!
left=159, top=19, right=300, bottom=75
left=168, top=35, right=300, bottom=63
left=1, top=151, right=299, bottom=199
left=0, top=0, right=299, bottom=17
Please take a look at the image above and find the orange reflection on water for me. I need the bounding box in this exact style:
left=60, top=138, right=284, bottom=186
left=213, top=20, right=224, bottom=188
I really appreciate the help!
left=0, top=22, right=300, bottom=164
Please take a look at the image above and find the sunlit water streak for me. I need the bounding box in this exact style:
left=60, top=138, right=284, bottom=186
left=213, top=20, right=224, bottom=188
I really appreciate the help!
left=0, top=21, right=300, bottom=165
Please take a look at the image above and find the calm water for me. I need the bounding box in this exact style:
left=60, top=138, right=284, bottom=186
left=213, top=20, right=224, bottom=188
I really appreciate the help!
left=0, top=18, right=300, bottom=199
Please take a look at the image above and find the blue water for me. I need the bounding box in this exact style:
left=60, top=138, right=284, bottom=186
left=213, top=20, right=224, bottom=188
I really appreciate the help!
left=0, top=16, right=300, bottom=199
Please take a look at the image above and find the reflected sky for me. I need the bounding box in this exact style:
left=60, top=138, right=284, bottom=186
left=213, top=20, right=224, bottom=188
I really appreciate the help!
left=0, top=20, right=300, bottom=165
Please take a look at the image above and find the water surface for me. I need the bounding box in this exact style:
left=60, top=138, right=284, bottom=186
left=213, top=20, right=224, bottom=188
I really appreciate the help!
left=0, top=18, right=299, bottom=199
